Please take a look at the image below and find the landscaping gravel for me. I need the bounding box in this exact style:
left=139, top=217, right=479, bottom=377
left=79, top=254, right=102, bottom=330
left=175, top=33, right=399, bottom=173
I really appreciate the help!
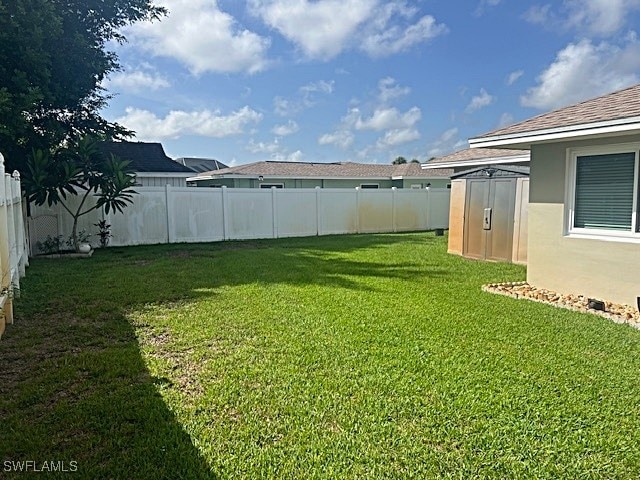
left=483, top=281, right=640, bottom=329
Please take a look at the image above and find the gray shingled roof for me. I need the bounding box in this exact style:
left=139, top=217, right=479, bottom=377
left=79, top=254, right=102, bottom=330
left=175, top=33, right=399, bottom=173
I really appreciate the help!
left=98, top=141, right=193, bottom=174
left=196, top=161, right=452, bottom=178
left=474, top=83, right=640, bottom=139
left=426, top=148, right=528, bottom=166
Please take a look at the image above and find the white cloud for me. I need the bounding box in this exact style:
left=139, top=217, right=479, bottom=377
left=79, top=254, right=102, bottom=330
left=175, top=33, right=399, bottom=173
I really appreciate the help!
left=506, top=70, right=524, bottom=86
left=126, top=0, right=270, bottom=74
left=524, top=1, right=640, bottom=36
left=272, top=150, right=304, bottom=162
left=116, top=106, right=263, bottom=140
left=355, top=107, right=421, bottom=131
left=377, top=77, right=410, bottom=103
left=522, top=4, right=552, bottom=25
left=498, top=113, right=515, bottom=128
left=465, top=89, right=495, bottom=113
left=521, top=38, right=640, bottom=109
left=376, top=128, right=420, bottom=148
left=251, top=0, right=445, bottom=60
left=106, top=69, right=170, bottom=93
left=360, top=11, right=447, bottom=57
left=251, top=0, right=376, bottom=59
left=475, top=0, right=502, bottom=15
left=564, top=0, right=640, bottom=36
left=247, top=138, right=282, bottom=154
left=427, top=127, right=465, bottom=157
left=274, top=80, right=334, bottom=116
left=318, top=130, right=355, bottom=149
left=271, top=120, right=299, bottom=136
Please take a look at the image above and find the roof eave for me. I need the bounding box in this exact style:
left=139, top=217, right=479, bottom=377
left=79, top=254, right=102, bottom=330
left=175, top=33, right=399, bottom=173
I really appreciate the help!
left=421, top=154, right=530, bottom=169
left=469, top=117, right=640, bottom=149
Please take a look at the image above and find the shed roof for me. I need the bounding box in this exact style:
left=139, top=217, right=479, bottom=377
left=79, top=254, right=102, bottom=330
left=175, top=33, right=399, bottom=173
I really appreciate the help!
left=98, top=141, right=193, bottom=174
left=423, top=148, right=529, bottom=169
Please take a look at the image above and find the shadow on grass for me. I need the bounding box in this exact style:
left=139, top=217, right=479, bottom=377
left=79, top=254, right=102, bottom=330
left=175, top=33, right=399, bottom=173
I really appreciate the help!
left=0, top=307, right=215, bottom=479
left=0, top=233, right=445, bottom=478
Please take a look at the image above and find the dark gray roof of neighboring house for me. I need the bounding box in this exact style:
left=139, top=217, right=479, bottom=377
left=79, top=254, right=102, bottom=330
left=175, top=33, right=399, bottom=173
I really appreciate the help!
left=473, top=83, right=640, bottom=140
left=195, top=161, right=452, bottom=179
left=175, top=157, right=228, bottom=173
left=98, top=141, right=193, bottom=173
left=424, top=148, right=529, bottom=168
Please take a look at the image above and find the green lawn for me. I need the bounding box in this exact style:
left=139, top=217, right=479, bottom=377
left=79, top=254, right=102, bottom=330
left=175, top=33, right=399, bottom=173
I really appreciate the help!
left=1, top=233, right=640, bottom=479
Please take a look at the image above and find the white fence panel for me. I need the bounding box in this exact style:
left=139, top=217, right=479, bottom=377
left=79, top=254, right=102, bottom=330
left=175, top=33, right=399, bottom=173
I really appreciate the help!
left=28, top=186, right=451, bottom=248
left=0, top=154, right=29, bottom=339
left=225, top=189, right=274, bottom=240
left=169, top=187, right=224, bottom=243
left=317, top=189, right=358, bottom=235
left=275, top=189, right=318, bottom=238
left=394, top=189, right=429, bottom=232
left=427, top=189, right=451, bottom=229
left=108, top=187, right=168, bottom=246
left=358, top=189, right=394, bottom=233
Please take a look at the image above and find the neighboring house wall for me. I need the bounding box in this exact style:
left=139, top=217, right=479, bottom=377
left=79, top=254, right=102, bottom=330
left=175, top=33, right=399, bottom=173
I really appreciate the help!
left=528, top=133, right=640, bottom=305
left=137, top=175, right=189, bottom=187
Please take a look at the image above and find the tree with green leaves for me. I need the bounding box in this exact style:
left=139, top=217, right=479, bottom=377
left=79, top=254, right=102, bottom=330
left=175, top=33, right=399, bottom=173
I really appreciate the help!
left=0, top=0, right=165, bottom=173
left=24, top=136, right=137, bottom=251
left=392, top=156, right=407, bottom=165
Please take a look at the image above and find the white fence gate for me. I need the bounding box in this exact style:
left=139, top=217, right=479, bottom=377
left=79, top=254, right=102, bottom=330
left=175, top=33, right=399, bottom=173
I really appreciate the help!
left=0, top=154, right=28, bottom=339
left=30, top=186, right=450, bottom=249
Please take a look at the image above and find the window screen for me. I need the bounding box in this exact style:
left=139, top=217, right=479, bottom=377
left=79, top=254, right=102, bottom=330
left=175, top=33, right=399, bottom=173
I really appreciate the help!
left=574, top=152, right=635, bottom=231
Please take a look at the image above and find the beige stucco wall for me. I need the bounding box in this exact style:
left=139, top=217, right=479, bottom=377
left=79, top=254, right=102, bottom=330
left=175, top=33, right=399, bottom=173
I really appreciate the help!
left=528, top=134, right=640, bottom=306
left=447, top=179, right=465, bottom=255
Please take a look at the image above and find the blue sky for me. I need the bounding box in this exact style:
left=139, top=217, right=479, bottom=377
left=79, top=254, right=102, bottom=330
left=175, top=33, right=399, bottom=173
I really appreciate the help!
left=101, top=0, right=640, bottom=165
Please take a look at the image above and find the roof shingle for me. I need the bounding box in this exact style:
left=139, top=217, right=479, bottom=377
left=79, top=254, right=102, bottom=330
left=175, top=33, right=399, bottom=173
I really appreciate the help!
left=473, top=84, right=640, bottom=139
left=98, top=141, right=193, bottom=173
left=196, top=161, right=452, bottom=178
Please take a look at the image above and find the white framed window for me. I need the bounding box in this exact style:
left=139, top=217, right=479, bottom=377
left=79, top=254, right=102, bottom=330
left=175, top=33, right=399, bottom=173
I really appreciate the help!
left=359, top=183, right=379, bottom=189
left=410, top=184, right=423, bottom=189
left=259, top=183, right=284, bottom=189
left=566, top=143, right=640, bottom=241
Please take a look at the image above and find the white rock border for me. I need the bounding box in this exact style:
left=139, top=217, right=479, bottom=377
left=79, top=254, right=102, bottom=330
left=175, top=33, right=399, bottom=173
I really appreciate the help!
left=483, top=281, right=640, bottom=330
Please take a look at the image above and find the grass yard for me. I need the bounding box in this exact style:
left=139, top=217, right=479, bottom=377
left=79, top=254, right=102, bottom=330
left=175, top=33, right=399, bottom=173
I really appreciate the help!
left=1, top=233, right=640, bottom=479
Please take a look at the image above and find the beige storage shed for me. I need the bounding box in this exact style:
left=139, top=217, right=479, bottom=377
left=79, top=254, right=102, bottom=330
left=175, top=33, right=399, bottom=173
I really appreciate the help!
left=448, top=166, right=529, bottom=264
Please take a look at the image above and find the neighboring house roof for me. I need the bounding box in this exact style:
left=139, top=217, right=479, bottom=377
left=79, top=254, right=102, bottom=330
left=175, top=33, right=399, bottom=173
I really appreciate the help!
left=192, top=161, right=452, bottom=180
left=422, top=147, right=529, bottom=169
left=175, top=157, right=228, bottom=173
left=470, top=83, right=640, bottom=149
left=98, top=141, right=194, bottom=174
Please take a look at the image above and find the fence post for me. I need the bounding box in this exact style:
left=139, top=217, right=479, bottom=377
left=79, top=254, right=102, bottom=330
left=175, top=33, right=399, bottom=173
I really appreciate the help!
left=165, top=184, right=173, bottom=244
left=391, top=187, right=397, bottom=233
left=315, top=186, right=321, bottom=236
left=0, top=154, right=13, bottom=329
left=271, top=186, right=278, bottom=239
left=425, top=186, right=431, bottom=230
left=12, top=171, right=27, bottom=279
left=355, top=187, right=360, bottom=234
left=221, top=186, right=229, bottom=240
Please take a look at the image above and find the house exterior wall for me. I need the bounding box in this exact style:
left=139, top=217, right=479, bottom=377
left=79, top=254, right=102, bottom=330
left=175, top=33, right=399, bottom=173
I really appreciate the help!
left=138, top=175, right=187, bottom=187
left=528, top=133, right=640, bottom=305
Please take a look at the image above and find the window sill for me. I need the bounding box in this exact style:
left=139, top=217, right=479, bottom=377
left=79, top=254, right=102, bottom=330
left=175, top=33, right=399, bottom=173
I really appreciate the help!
left=565, top=231, right=640, bottom=244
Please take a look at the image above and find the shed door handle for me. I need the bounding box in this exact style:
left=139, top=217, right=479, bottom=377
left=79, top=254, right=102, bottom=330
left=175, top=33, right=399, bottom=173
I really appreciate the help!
left=483, top=208, right=492, bottom=230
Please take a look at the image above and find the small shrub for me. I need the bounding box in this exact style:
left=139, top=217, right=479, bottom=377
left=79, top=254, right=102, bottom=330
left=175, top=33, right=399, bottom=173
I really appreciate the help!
left=36, top=235, right=63, bottom=254
left=65, top=229, right=91, bottom=249
left=94, top=220, right=112, bottom=248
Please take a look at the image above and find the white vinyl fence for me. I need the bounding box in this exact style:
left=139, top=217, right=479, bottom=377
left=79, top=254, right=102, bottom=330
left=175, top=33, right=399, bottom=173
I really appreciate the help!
left=0, top=154, right=28, bottom=339
left=29, top=186, right=450, bottom=248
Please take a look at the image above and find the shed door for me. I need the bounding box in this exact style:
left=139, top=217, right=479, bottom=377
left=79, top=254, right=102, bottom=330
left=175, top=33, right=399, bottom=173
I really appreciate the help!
left=463, top=178, right=516, bottom=261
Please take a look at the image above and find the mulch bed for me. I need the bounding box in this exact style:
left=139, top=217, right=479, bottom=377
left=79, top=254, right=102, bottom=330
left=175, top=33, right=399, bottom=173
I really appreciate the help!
left=483, top=282, right=640, bottom=329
